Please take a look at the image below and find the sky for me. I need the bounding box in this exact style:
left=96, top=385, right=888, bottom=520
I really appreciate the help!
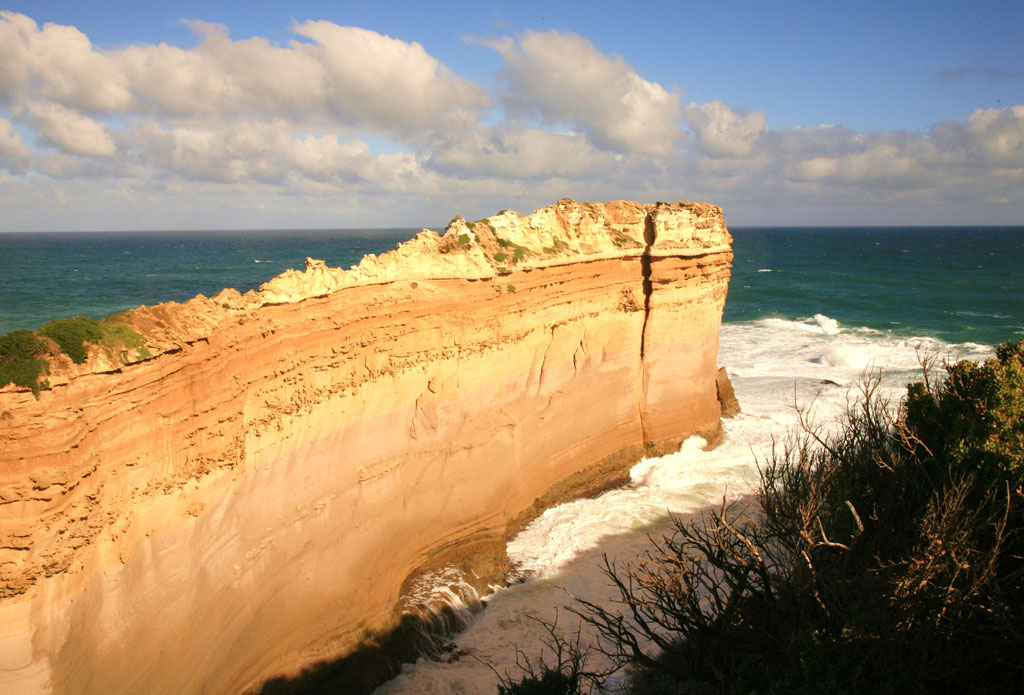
left=0, top=0, right=1022, bottom=231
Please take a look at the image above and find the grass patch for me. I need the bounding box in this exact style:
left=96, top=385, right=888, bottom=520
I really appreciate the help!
left=611, top=231, right=640, bottom=248
left=495, top=237, right=531, bottom=264
left=506, top=284, right=516, bottom=293
left=543, top=239, right=571, bottom=255
left=99, top=319, right=150, bottom=361
left=472, top=219, right=497, bottom=234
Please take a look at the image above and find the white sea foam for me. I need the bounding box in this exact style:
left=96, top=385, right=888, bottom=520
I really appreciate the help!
left=373, top=319, right=995, bottom=694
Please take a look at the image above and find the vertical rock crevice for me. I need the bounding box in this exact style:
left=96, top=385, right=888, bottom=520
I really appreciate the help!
left=639, top=213, right=656, bottom=446
left=639, top=213, right=655, bottom=358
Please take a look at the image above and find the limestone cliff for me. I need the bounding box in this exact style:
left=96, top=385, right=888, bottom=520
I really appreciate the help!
left=0, top=199, right=733, bottom=695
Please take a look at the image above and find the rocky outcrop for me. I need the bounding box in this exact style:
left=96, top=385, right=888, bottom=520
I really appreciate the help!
left=0, top=199, right=733, bottom=695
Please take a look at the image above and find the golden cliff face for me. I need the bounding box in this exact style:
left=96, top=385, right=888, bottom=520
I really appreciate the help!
left=0, top=199, right=732, bottom=695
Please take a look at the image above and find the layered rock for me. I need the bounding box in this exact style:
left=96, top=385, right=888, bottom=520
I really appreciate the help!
left=0, top=199, right=733, bottom=695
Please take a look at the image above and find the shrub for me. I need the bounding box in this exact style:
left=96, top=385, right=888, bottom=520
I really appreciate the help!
left=0, top=329, right=49, bottom=395
left=906, top=340, right=1024, bottom=483
left=506, top=342, right=1024, bottom=694
left=490, top=618, right=605, bottom=695
left=39, top=317, right=103, bottom=364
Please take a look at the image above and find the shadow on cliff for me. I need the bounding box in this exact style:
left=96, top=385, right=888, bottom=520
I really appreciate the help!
left=248, top=492, right=760, bottom=695
left=252, top=612, right=436, bottom=695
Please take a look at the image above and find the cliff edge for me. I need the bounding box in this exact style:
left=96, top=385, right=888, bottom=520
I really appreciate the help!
left=0, top=199, right=733, bottom=695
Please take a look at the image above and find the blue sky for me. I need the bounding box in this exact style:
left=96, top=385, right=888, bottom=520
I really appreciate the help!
left=1, top=1, right=1022, bottom=230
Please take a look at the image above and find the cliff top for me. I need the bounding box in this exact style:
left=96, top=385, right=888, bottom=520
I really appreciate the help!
left=0, top=199, right=730, bottom=394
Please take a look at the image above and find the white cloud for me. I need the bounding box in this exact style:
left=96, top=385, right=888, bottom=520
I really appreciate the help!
left=129, top=119, right=429, bottom=188
left=429, top=126, right=612, bottom=179
left=0, top=11, right=133, bottom=111
left=0, top=12, right=488, bottom=137
left=683, top=101, right=767, bottom=157
left=477, top=31, right=682, bottom=156
left=0, top=12, right=1022, bottom=229
left=965, top=105, right=1024, bottom=165
left=25, top=101, right=116, bottom=156
left=293, top=21, right=489, bottom=134
left=0, top=117, right=31, bottom=172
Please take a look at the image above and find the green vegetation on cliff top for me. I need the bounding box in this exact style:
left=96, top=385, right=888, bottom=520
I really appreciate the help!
left=0, top=317, right=148, bottom=396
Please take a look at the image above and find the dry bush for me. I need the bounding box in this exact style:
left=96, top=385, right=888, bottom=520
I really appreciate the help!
left=506, top=342, right=1024, bottom=694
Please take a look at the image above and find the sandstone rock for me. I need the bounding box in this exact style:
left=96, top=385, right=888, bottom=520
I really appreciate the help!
left=0, top=199, right=733, bottom=695
left=717, top=366, right=742, bottom=418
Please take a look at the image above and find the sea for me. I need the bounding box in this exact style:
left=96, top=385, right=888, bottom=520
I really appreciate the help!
left=2, top=225, right=1023, bottom=692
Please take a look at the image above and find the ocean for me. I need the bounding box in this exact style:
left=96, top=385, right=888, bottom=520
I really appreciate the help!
left=2, top=225, right=1023, bottom=692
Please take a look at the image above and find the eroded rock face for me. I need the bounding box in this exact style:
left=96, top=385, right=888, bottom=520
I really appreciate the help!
left=0, top=199, right=733, bottom=695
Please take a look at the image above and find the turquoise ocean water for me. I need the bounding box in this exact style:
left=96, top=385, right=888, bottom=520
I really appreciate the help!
left=2, top=226, right=1022, bottom=344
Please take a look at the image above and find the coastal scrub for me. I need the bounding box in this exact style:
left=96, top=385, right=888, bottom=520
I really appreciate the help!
left=0, top=329, right=49, bottom=396
left=0, top=318, right=148, bottom=394
left=506, top=341, right=1024, bottom=694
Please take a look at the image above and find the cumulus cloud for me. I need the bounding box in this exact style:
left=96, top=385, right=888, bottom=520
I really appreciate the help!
left=292, top=21, right=489, bottom=134
left=1, top=11, right=1022, bottom=229
left=429, top=126, right=613, bottom=179
left=773, top=105, right=1024, bottom=190
left=0, top=11, right=133, bottom=111
left=25, top=101, right=117, bottom=156
left=130, top=119, right=428, bottom=188
left=0, top=117, right=31, bottom=172
left=476, top=30, right=682, bottom=156
left=965, top=105, right=1024, bottom=165
left=683, top=101, right=767, bottom=157
left=0, top=12, right=488, bottom=136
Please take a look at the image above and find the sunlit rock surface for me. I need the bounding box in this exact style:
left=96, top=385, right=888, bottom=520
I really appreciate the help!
left=0, top=199, right=732, bottom=695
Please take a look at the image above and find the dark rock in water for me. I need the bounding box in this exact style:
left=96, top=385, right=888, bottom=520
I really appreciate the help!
left=717, top=367, right=741, bottom=418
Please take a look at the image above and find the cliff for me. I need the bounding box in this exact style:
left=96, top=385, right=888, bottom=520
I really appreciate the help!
left=0, top=199, right=733, bottom=695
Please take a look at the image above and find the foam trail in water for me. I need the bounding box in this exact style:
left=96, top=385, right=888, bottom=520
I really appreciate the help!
left=373, top=316, right=994, bottom=694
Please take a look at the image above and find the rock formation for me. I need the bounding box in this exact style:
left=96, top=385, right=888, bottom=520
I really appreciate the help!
left=0, top=199, right=733, bottom=695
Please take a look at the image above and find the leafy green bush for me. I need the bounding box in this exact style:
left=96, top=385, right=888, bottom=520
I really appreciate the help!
left=907, top=340, right=1024, bottom=483
left=39, top=317, right=103, bottom=364
left=0, top=329, right=49, bottom=395
left=37, top=316, right=148, bottom=364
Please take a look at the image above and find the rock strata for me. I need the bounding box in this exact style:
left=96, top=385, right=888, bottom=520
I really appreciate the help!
left=0, top=199, right=733, bottom=695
